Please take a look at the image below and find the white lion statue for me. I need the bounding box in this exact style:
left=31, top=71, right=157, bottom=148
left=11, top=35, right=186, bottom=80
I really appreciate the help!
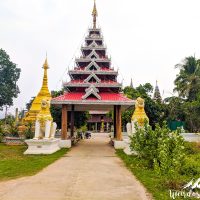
left=33, top=99, right=57, bottom=140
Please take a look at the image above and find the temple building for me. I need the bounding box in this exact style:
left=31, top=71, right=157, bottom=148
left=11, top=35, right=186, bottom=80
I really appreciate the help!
left=153, top=81, right=162, bottom=103
left=87, top=111, right=112, bottom=132
left=51, top=1, right=134, bottom=142
left=23, top=58, right=51, bottom=123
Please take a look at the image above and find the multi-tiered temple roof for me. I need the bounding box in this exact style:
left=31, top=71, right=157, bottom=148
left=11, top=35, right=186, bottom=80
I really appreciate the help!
left=52, top=1, right=134, bottom=110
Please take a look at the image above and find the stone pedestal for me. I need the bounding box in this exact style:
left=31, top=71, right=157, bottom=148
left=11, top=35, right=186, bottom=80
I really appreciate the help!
left=59, top=139, right=71, bottom=148
left=114, top=140, right=125, bottom=149
left=123, top=138, right=134, bottom=155
left=24, top=139, right=60, bottom=155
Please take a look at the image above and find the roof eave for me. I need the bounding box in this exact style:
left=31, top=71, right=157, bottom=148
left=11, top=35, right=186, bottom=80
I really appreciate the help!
left=51, top=99, right=135, bottom=106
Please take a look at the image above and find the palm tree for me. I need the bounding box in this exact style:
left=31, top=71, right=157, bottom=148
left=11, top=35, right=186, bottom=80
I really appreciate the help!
left=174, top=56, right=200, bottom=101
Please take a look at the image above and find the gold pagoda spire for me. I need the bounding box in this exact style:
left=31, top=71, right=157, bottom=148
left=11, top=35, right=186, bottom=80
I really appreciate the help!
left=23, top=57, right=51, bottom=123
left=92, top=0, right=98, bottom=29
left=39, top=57, right=50, bottom=96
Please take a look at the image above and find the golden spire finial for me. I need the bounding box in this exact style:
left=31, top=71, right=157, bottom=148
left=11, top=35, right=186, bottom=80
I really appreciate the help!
left=92, top=0, right=98, bottom=29
left=43, top=54, right=49, bottom=69
left=41, top=55, right=49, bottom=90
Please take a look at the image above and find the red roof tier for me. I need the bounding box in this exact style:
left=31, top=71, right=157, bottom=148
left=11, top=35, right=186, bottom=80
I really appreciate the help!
left=52, top=92, right=132, bottom=102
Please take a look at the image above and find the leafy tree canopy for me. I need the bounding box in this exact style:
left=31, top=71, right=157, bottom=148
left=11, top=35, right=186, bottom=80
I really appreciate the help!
left=0, top=49, right=21, bottom=109
left=166, top=56, right=200, bottom=132
left=174, top=56, right=200, bottom=101
left=26, top=97, right=35, bottom=110
left=164, top=96, right=185, bottom=121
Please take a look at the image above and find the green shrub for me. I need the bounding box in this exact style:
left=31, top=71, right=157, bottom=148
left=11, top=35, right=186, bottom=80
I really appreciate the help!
left=80, top=125, right=87, bottom=133
left=24, top=122, right=34, bottom=139
left=130, top=122, right=185, bottom=176
left=0, top=122, right=3, bottom=142
left=184, top=142, right=200, bottom=155
left=0, top=125, right=5, bottom=142
left=0, top=132, right=5, bottom=142
left=181, top=155, right=200, bottom=176
left=8, top=123, right=19, bottom=137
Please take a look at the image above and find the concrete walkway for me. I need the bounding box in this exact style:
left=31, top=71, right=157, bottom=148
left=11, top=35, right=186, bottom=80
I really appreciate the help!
left=0, top=133, right=151, bottom=200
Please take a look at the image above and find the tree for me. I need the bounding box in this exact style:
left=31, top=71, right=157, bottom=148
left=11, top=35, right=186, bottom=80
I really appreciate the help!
left=0, top=49, right=21, bottom=109
left=50, top=90, right=64, bottom=128
left=50, top=104, right=62, bottom=128
left=182, top=99, right=200, bottom=132
left=74, top=111, right=89, bottom=129
left=174, top=56, right=200, bottom=101
left=172, top=56, right=200, bottom=132
left=164, top=96, right=185, bottom=121
left=26, top=97, right=35, bottom=110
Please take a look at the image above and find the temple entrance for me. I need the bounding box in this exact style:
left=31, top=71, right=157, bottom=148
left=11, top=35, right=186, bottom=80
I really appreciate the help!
left=50, top=103, right=133, bottom=141
left=87, top=122, right=112, bottom=133
left=87, top=111, right=112, bottom=132
left=51, top=1, right=134, bottom=144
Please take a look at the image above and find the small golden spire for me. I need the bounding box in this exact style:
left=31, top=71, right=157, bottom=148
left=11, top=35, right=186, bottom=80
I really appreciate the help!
left=92, top=0, right=98, bottom=29
left=92, top=0, right=98, bottom=16
left=43, top=54, right=49, bottom=69
left=41, top=56, right=49, bottom=92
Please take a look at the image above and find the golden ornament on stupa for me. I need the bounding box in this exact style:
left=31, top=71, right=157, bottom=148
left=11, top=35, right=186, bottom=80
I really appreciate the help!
left=131, top=97, right=149, bottom=127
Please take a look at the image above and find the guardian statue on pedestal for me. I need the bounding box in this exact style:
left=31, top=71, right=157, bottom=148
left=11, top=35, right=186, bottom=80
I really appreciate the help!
left=24, top=99, right=60, bottom=155
left=125, top=97, right=149, bottom=155
left=34, top=99, right=57, bottom=140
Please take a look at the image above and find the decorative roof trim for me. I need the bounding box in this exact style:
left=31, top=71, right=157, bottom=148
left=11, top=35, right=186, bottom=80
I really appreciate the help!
left=85, top=85, right=99, bottom=93
left=82, top=85, right=101, bottom=100
left=89, top=41, right=98, bottom=48
left=84, top=72, right=101, bottom=83
left=87, top=50, right=99, bottom=59
left=85, top=61, right=100, bottom=70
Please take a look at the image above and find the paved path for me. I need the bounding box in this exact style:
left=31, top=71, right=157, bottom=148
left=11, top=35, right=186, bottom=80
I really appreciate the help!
left=0, top=134, right=151, bottom=200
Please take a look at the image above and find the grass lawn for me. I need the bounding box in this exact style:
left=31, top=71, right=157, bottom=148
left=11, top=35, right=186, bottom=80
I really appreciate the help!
left=116, top=142, right=200, bottom=200
left=0, top=143, right=68, bottom=181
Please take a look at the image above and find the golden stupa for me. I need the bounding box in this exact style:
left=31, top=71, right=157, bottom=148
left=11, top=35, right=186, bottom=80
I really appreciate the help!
left=23, top=58, right=51, bottom=123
